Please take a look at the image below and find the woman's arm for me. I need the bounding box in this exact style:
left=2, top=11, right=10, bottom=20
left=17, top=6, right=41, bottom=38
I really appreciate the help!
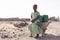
left=31, top=12, right=40, bottom=23
left=31, top=15, right=40, bottom=23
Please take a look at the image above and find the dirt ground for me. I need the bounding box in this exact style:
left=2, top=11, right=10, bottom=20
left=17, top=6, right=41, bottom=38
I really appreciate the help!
left=0, top=21, right=60, bottom=40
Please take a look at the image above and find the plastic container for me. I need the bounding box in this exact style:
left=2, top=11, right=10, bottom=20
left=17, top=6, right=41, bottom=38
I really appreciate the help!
left=43, top=15, right=48, bottom=22
left=39, top=16, right=43, bottom=22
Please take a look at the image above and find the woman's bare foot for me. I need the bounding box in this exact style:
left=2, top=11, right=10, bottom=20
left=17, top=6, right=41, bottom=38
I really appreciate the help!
left=29, top=34, right=33, bottom=37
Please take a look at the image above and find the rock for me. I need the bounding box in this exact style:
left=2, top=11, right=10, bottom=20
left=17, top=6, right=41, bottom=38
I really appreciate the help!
left=1, top=34, right=8, bottom=39
left=20, top=29, right=23, bottom=31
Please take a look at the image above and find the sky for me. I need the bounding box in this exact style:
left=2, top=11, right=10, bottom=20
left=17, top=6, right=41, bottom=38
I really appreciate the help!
left=0, top=0, right=60, bottom=18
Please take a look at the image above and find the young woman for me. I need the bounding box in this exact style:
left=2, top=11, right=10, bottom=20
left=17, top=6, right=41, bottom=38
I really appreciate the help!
left=28, top=4, right=43, bottom=38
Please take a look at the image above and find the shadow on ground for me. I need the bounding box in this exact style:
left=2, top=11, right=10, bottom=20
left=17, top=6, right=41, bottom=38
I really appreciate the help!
left=36, top=34, right=60, bottom=40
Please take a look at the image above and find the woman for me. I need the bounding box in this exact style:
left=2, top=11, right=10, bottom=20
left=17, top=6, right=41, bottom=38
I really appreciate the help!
left=28, top=4, right=43, bottom=38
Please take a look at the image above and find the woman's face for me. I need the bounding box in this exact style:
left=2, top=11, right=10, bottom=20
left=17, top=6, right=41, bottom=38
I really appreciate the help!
left=33, top=5, right=37, bottom=11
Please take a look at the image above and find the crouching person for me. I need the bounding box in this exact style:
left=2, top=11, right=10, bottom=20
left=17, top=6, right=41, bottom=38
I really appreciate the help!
left=28, top=4, right=43, bottom=38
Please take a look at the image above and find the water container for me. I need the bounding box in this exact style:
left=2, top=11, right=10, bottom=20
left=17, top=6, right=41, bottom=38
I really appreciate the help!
left=39, top=16, right=43, bottom=22
left=43, top=15, right=48, bottom=22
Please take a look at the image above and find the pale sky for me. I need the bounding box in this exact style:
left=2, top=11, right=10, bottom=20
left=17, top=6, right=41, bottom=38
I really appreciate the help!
left=0, top=0, right=60, bottom=18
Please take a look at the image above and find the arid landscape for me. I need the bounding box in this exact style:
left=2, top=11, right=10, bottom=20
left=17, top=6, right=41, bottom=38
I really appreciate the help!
left=0, top=20, right=60, bottom=40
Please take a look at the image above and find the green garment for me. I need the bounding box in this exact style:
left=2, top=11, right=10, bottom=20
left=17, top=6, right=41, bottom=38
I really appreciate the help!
left=28, top=11, right=43, bottom=37
left=31, top=11, right=40, bottom=23
left=28, top=23, right=43, bottom=34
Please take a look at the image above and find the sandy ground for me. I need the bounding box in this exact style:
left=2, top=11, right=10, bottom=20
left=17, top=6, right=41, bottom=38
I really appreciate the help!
left=0, top=21, right=60, bottom=40
left=46, top=21, right=60, bottom=36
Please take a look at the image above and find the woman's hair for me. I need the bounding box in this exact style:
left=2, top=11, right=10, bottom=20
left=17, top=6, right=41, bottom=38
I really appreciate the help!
left=33, top=4, right=37, bottom=7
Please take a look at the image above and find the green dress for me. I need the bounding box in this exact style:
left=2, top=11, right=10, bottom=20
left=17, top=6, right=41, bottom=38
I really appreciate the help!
left=28, top=11, right=43, bottom=37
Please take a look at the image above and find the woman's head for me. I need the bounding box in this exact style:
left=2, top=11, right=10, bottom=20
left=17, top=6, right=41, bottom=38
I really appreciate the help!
left=33, top=4, right=37, bottom=12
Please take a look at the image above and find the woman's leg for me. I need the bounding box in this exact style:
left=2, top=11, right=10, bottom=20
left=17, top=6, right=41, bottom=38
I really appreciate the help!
left=36, top=34, right=39, bottom=37
left=34, top=34, right=40, bottom=39
left=30, top=33, right=33, bottom=37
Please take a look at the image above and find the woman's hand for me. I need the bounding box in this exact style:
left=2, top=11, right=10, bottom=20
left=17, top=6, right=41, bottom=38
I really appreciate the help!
left=31, top=20, right=34, bottom=23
